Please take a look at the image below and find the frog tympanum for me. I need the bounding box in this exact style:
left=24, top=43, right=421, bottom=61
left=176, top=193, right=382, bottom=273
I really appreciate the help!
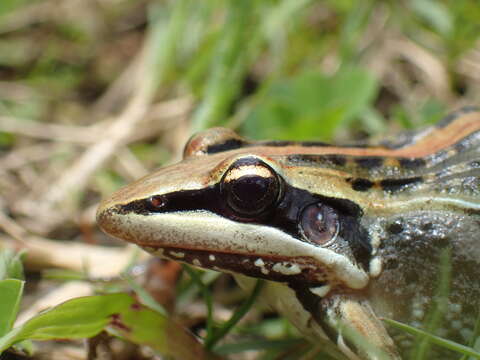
left=97, top=107, right=480, bottom=360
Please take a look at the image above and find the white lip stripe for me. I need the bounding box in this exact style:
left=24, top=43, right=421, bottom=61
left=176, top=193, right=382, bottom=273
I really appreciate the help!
left=120, top=211, right=369, bottom=289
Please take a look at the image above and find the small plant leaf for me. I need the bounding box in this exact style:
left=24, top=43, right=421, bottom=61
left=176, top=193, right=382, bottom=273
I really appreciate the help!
left=0, top=293, right=221, bottom=360
left=107, top=299, right=221, bottom=360
left=409, top=0, right=453, bottom=35
left=244, top=67, right=378, bottom=141
left=0, top=249, right=25, bottom=281
left=0, top=293, right=133, bottom=353
left=0, top=279, right=24, bottom=337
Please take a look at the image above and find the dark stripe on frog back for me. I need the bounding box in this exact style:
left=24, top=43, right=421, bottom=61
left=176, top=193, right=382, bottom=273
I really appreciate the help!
left=279, top=126, right=480, bottom=174
left=348, top=157, right=480, bottom=193
left=206, top=109, right=480, bottom=163
left=286, top=149, right=480, bottom=195
left=287, top=124, right=480, bottom=172
left=204, top=138, right=248, bottom=154
left=286, top=154, right=426, bottom=193
left=353, top=156, right=384, bottom=169
left=204, top=140, right=331, bottom=154
left=285, top=154, right=426, bottom=173
left=256, top=140, right=369, bottom=148
left=345, top=176, right=423, bottom=193
left=204, top=138, right=377, bottom=155
left=379, top=177, right=423, bottom=192
left=348, top=178, right=375, bottom=192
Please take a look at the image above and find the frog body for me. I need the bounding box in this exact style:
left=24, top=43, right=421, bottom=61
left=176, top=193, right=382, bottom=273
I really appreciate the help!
left=97, top=107, right=480, bottom=359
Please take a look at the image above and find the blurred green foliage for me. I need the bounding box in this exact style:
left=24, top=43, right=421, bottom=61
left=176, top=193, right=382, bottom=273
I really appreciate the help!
left=1, top=0, right=479, bottom=145
left=244, top=67, right=378, bottom=140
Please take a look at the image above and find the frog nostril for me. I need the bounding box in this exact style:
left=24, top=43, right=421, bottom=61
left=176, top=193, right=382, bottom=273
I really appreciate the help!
left=147, top=195, right=168, bottom=211
left=96, top=205, right=117, bottom=234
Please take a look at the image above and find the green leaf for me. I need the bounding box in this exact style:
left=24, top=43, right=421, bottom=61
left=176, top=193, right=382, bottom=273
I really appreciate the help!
left=105, top=295, right=223, bottom=360
left=409, top=0, right=453, bottom=36
left=124, top=275, right=168, bottom=316
left=0, top=293, right=221, bottom=360
left=106, top=300, right=221, bottom=360
left=0, top=0, right=30, bottom=17
left=0, top=249, right=25, bottom=281
left=244, top=67, right=378, bottom=141
left=0, top=293, right=133, bottom=353
left=0, top=279, right=24, bottom=337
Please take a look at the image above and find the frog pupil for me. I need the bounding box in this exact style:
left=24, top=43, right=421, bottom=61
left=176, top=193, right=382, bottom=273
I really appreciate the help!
left=222, top=159, right=280, bottom=217
left=231, top=175, right=272, bottom=203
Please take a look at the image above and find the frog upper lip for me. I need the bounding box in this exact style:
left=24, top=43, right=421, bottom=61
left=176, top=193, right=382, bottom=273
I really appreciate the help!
left=97, top=205, right=369, bottom=290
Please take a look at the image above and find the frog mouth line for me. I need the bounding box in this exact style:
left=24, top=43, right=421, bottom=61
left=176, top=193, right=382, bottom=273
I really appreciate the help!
left=140, top=244, right=332, bottom=286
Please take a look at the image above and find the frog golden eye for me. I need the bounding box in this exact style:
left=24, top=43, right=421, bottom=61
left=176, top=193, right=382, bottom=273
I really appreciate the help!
left=221, top=158, right=281, bottom=217
left=299, top=203, right=339, bottom=245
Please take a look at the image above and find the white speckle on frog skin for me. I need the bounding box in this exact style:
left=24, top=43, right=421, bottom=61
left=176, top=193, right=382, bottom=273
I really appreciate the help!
left=192, top=259, right=202, bottom=267
left=254, top=258, right=269, bottom=275
left=411, top=296, right=427, bottom=321
left=369, top=256, right=382, bottom=277
left=170, top=251, right=185, bottom=258
left=272, top=262, right=301, bottom=275
left=143, top=246, right=162, bottom=255
left=369, top=225, right=382, bottom=250
left=309, top=284, right=331, bottom=297
left=254, top=258, right=265, bottom=266
left=209, top=254, right=216, bottom=261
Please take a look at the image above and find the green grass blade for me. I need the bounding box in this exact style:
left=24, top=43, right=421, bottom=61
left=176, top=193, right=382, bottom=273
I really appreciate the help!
left=0, top=279, right=24, bottom=337
left=412, top=248, right=452, bottom=359
left=190, top=0, right=255, bottom=131
left=384, top=318, right=480, bottom=359
left=206, top=279, right=263, bottom=350
left=182, top=265, right=215, bottom=338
